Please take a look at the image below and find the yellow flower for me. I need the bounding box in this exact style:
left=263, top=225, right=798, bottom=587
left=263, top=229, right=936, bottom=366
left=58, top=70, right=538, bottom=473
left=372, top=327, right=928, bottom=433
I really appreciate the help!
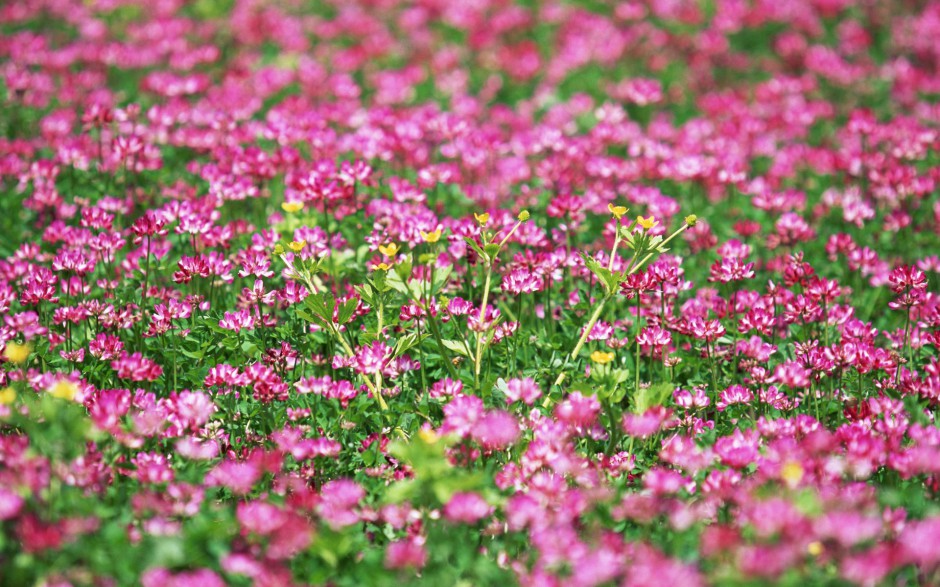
left=474, top=212, right=490, bottom=227
left=418, top=427, right=439, bottom=444
left=281, top=201, right=304, bottom=213
left=379, top=243, right=399, bottom=257
left=420, top=228, right=442, bottom=243
left=0, top=387, right=15, bottom=405
left=374, top=262, right=392, bottom=271
left=287, top=240, right=307, bottom=252
left=517, top=210, right=530, bottom=222
left=781, top=460, right=804, bottom=488
left=3, top=342, right=30, bottom=365
left=49, top=380, right=78, bottom=401
left=590, top=350, right=615, bottom=364
left=636, top=215, right=658, bottom=231
left=608, top=203, right=628, bottom=219
left=807, top=541, right=823, bottom=557
left=685, top=214, right=698, bottom=227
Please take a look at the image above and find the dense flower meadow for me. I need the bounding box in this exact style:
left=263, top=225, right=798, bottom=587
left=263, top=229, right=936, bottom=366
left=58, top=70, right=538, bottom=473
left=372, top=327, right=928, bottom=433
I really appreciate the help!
left=1, top=0, right=940, bottom=585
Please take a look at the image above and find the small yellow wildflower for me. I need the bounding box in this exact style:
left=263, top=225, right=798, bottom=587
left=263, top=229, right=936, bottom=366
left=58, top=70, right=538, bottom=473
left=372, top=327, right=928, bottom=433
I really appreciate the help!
left=287, top=240, right=307, bottom=252
left=636, top=215, right=658, bottom=231
left=3, top=342, right=30, bottom=365
left=0, top=387, right=15, bottom=405
left=590, top=350, right=615, bottom=364
left=685, top=214, right=698, bottom=227
left=781, top=460, right=804, bottom=488
left=49, top=380, right=78, bottom=401
left=807, top=541, right=823, bottom=557
left=608, top=203, right=628, bottom=219
left=418, top=427, right=439, bottom=444
left=517, top=210, right=530, bottom=222
left=374, top=262, right=392, bottom=272
left=379, top=243, right=400, bottom=257
left=420, top=228, right=442, bottom=243
left=474, top=212, right=490, bottom=227
left=281, top=201, right=304, bottom=213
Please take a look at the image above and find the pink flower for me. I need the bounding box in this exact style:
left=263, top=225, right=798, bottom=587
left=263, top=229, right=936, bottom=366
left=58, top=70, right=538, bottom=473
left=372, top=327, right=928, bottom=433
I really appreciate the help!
left=317, top=479, right=365, bottom=529
left=142, top=568, right=226, bottom=587
left=471, top=410, right=520, bottom=449
left=0, top=489, right=24, bottom=521
left=503, top=377, right=541, bottom=405
left=555, top=392, right=601, bottom=428
left=385, top=536, right=427, bottom=570
left=717, top=385, right=754, bottom=411
left=111, top=352, right=163, bottom=382
left=443, top=492, right=493, bottom=524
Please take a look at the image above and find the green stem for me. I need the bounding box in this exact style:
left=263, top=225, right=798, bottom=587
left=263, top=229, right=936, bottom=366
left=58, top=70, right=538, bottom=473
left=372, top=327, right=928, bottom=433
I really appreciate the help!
left=635, top=292, right=642, bottom=395
left=331, top=324, right=387, bottom=411
left=427, top=310, right=459, bottom=380
left=550, top=294, right=610, bottom=390
left=474, top=262, right=494, bottom=389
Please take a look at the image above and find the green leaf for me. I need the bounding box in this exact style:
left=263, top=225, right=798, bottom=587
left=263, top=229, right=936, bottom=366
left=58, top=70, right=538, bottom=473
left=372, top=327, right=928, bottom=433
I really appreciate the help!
left=371, top=270, right=389, bottom=293
left=632, top=382, right=675, bottom=414
left=581, top=252, right=619, bottom=293
left=338, top=297, right=359, bottom=325
left=304, top=291, right=335, bottom=324
left=442, top=339, right=471, bottom=357
left=431, top=263, right=453, bottom=295
left=356, top=283, right=375, bottom=305
left=295, top=308, right=321, bottom=325
left=394, top=333, right=428, bottom=357
left=483, top=243, right=500, bottom=259
left=179, top=348, right=205, bottom=360
left=464, top=237, right=486, bottom=260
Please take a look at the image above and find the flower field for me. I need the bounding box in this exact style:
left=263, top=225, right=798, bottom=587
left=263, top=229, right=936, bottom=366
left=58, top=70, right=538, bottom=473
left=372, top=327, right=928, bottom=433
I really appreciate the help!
left=2, top=0, right=940, bottom=585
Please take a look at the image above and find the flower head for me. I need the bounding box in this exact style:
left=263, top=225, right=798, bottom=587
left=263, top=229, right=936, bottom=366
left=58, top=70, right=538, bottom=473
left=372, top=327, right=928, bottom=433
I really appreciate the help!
left=378, top=243, right=399, bottom=257
left=780, top=460, right=804, bottom=488
left=590, top=350, right=615, bottom=364
left=608, top=203, right=628, bottom=219
left=473, top=212, right=490, bottom=227
left=49, top=380, right=78, bottom=401
left=288, top=240, right=307, bottom=252
left=281, top=201, right=304, bottom=213
left=636, top=215, right=659, bottom=231
left=420, top=229, right=442, bottom=243
left=3, top=343, right=30, bottom=365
